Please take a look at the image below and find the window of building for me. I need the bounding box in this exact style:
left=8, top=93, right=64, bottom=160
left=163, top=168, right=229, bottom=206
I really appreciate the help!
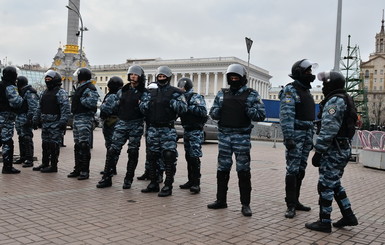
left=375, top=70, right=377, bottom=75
left=273, top=95, right=276, bottom=100
left=374, top=78, right=377, bottom=83
left=380, top=86, right=383, bottom=90
left=365, top=70, right=369, bottom=77
left=315, top=95, right=319, bottom=100
left=95, top=77, right=97, bottom=81
left=269, top=95, right=272, bottom=99
left=381, top=69, right=384, bottom=75
left=105, top=76, right=108, bottom=81
left=374, top=86, right=377, bottom=90
left=320, top=95, right=324, bottom=100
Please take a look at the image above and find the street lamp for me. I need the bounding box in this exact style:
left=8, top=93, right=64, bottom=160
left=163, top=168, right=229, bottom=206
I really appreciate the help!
left=245, top=37, right=253, bottom=82
left=66, top=3, right=88, bottom=67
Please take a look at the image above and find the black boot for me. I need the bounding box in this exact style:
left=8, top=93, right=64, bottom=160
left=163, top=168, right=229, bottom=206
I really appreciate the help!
left=22, top=135, right=34, bottom=168
left=305, top=220, right=332, bottom=233
left=190, top=157, right=201, bottom=194
left=123, top=149, right=139, bottom=189
left=14, top=136, right=25, bottom=164
left=100, top=152, right=118, bottom=175
left=141, top=152, right=160, bottom=193
left=296, top=171, right=311, bottom=211
left=33, top=142, right=50, bottom=171
left=68, top=144, right=81, bottom=177
left=285, top=174, right=297, bottom=218
left=208, top=171, right=230, bottom=209
left=2, top=144, right=20, bottom=174
left=77, top=142, right=90, bottom=180
left=179, top=155, right=193, bottom=189
left=158, top=151, right=176, bottom=197
left=137, top=170, right=149, bottom=180
left=333, top=192, right=358, bottom=227
left=41, top=142, right=59, bottom=173
left=238, top=171, right=252, bottom=217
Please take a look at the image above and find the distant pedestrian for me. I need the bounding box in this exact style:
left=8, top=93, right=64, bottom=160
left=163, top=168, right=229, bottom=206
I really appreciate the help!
left=15, top=76, right=39, bottom=168
left=207, top=64, right=266, bottom=216
left=177, top=77, right=207, bottom=194
left=32, top=70, right=70, bottom=173
left=0, top=66, right=23, bottom=174
left=67, top=68, right=99, bottom=180
left=279, top=59, right=317, bottom=218
left=139, top=66, right=187, bottom=197
left=305, top=71, right=358, bottom=233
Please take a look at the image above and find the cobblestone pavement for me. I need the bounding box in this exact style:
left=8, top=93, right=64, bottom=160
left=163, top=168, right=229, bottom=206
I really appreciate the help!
left=0, top=128, right=384, bottom=244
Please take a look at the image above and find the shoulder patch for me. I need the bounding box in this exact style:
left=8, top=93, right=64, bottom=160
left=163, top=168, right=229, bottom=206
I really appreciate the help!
left=328, top=107, right=336, bottom=115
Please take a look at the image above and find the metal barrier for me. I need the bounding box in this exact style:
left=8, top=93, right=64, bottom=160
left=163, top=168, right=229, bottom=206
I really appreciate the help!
left=357, top=130, right=385, bottom=169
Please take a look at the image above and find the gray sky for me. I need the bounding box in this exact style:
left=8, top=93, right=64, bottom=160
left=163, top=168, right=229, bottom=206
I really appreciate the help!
left=0, top=0, right=384, bottom=87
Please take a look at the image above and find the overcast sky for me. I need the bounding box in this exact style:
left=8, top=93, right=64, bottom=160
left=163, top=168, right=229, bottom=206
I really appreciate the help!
left=0, top=0, right=384, bottom=87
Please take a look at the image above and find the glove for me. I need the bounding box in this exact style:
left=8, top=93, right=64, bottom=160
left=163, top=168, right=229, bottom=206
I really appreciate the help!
left=284, top=139, right=296, bottom=150
left=58, top=121, right=67, bottom=131
left=312, top=152, right=322, bottom=167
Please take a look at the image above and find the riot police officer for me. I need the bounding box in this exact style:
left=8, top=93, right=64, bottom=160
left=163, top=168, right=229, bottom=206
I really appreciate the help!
left=97, top=65, right=147, bottom=189
left=99, top=76, right=124, bottom=176
left=305, top=71, right=358, bottom=233
left=68, top=68, right=99, bottom=180
left=207, top=64, right=266, bottom=217
left=279, top=59, right=317, bottom=218
left=139, top=66, right=187, bottom=197
left=32, top=70, right=70, bottom=173
left=177, top=77, right=207, bottom=194
left=15, top=76, right=39, bottom=168
left=0, top=66, right=23, bottom=174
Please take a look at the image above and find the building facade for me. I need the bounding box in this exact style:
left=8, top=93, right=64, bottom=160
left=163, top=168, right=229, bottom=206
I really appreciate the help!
left=268, top=85, right=324, bottom=104
left=91, top=56, right=272, bottom=108
left=360, top=13, right=385, bottom=126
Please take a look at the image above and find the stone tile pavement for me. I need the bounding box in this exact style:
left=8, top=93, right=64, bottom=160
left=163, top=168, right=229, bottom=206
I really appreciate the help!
left=0, top=128, right=384, bottom=244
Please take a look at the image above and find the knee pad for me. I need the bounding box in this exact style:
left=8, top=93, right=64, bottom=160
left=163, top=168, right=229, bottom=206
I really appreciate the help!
left=79, top=142, right=90, bottom=152
left=163, top=150, right=176, bottom=163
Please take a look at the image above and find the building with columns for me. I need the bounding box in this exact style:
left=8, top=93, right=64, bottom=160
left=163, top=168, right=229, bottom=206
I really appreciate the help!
left=360, top=12, right=385, bottom=126
left=91, top=56, right=272, bottom=108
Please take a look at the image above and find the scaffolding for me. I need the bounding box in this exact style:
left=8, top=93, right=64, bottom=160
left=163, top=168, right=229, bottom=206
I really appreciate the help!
left=340, top=35, right=370, bottom=129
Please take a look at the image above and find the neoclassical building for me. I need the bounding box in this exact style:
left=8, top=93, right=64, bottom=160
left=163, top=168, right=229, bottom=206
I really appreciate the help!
left=268, top=85, right=324, bottom=104
left=360, top=14, right=385, bottom=126
left=91, top=56, right=272, bottom=107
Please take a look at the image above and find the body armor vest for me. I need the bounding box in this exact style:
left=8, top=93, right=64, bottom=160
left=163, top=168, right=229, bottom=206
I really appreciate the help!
left=71, top=83, right=97, bottom=114
left=18, top=86, right=37, bottom=114
left=180, top=93, right=207, bottom=129
left=0, top=81, right=15, bottom=112
left=219, top=88, right=251, bottom=128
left=118, top=86, right=143, bottom=121
left=291, top=83, right=315, bottom=121
left=147, top=86, right=181, bottom=124
left=41, top=87, right=61, bottom=115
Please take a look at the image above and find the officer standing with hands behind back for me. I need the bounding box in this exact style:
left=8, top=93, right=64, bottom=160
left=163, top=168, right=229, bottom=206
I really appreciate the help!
left=207, top=64, right=265, bottom=217
left=305, top=71, right=358, bottom=233
left=279, top=59, right=317, bottom=219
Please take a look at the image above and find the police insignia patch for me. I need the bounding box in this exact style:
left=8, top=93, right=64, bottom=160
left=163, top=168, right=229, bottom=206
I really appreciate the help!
left=328, top=108, right=336, bottom=115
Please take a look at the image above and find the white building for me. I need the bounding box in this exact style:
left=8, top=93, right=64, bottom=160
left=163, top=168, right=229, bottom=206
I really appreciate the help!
left=91, top=56, right=272, bottom=108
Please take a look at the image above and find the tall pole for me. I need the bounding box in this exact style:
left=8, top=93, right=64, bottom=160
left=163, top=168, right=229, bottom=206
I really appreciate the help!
left=245, top=37, right=253, bottom=82
left=66, top=1, right=84, bottom=68
left=333, top=0, right=343, bottom=72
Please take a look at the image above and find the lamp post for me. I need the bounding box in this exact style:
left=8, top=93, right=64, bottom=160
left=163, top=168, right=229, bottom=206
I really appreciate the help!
left=245, top=37, right=253, bottom=82
left=66, top=3, right=87, bottom=67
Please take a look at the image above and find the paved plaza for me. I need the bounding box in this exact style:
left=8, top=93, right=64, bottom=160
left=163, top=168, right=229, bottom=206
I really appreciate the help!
left=0, top=128, right=384, bottom=244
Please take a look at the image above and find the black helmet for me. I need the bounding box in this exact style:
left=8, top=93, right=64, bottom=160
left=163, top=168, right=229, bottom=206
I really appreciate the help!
left=127, top=65, right=146, bottom=83
left=226, top=64, right=247, bottom=88
left=74, top=67, right=92, bottom=81
left=2, top=65, right=18, bottom=82
left=317, top=71, right=346, bottom=97
left=289, top=59, right=318, bottom=80
left=16, top=76, right=28, bottom=90
left=156, top=66, right=172, bottom=85
left=177, top=77, right=193, bottom=91
left=107, top=76, right=124, bottom=93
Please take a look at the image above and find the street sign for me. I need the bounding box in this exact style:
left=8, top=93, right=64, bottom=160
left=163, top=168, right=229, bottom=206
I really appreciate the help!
left=245, top=37, right=253, bottom=54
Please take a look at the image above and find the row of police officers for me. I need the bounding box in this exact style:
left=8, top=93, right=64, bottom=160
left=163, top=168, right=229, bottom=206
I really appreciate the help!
left=0, top=61, right=358, bottom=230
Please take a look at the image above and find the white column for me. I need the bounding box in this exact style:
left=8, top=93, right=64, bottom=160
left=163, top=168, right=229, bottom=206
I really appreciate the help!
left=205, top=72, right=210, bottom=96
left=222, top=72, right=226, bottom=88
left=198, top=73, right=202, bottom=94
left=214, top=72, right=218, bottom=96
left=173, top=73, right=178, bottom=87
